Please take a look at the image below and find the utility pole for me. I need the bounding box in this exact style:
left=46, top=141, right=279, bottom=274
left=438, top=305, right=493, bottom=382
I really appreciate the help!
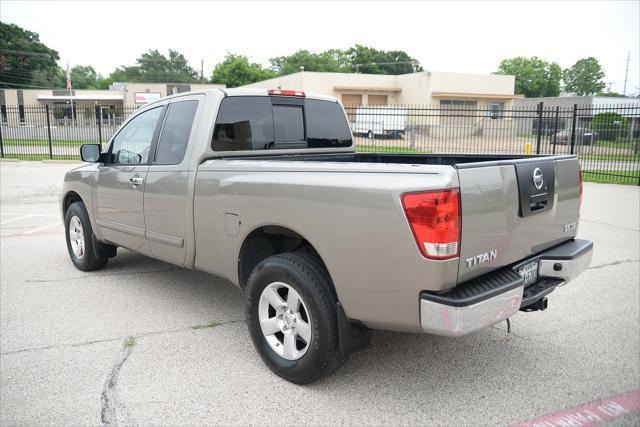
left=200, top=59, right=204, bottom=81
left=623, top=50, right=630, bottom=96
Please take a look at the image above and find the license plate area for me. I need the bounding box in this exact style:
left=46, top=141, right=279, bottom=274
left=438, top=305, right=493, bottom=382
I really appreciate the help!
left=518, top=260, right=539, bottom=286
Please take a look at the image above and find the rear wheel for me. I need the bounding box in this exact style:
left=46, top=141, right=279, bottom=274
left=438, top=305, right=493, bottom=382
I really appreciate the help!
left=367, top=130, right=373, bottom=139
left=64, top=202, right=109, bottom=271
left=246, top=252, right=345, bottom=384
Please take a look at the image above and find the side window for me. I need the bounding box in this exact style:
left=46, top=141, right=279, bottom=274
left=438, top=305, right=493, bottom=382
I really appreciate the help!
left=110, top=107, right=163, bottom=164
left=305, top=99, right=352, bottom=147
left=212, top=97, right=274, bottom=151
left=155, top=100, right=199, bottom=165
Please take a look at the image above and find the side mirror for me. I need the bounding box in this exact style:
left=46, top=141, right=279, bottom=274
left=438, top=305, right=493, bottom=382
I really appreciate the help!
left=80, top=144, right=101, bottom=162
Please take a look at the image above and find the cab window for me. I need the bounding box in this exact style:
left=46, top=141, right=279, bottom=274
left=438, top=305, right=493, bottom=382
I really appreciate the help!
left=109, top=107, right=163, bottom=164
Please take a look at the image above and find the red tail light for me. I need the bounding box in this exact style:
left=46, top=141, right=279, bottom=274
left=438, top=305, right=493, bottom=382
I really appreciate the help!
left=579, top=170, right=583, bottom=210
left=268, top=89, right=305, bottom=97
left=401, top=189, right=461, bottom=260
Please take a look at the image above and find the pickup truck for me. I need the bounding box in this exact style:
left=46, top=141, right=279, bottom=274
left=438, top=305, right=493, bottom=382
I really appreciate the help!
left=62, top=88, right=593, bottom=384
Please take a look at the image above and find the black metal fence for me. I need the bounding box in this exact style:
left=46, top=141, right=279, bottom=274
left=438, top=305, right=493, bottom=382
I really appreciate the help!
left=1, top=102, right=638, bottom=184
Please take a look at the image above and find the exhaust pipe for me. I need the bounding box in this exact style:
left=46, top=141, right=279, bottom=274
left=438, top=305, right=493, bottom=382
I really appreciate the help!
left=521, top=297, right=548, bottom=312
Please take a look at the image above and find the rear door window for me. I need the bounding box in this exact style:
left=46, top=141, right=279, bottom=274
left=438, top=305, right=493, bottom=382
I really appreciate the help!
left=212, top=96, right=352, bottom=151
left=155, top=100, right=199, bottom=165
left=212, top=97, right=274, bottom=151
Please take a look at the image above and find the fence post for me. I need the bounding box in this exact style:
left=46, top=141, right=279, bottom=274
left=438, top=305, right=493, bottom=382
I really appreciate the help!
left=535, top=102, right=543, bottom=154
left=95, top=105, right=102, bottom=148
left=552, top=106, right=560, bottom=155
left=45, top=105, right=53, bottom=159
left=0, top=115, right=4, bottom=158
left=570, top=104, right=578, bottom=155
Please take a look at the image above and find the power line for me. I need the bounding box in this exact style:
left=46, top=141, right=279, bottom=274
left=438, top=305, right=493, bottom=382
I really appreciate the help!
left=0, top=48, right=55, bottom=58
left=0, top=80, right=59, bottom=89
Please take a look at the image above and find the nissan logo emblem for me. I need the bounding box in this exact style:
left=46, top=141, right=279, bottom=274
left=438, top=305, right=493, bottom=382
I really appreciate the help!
left=532, top=167, right=544, bottom=190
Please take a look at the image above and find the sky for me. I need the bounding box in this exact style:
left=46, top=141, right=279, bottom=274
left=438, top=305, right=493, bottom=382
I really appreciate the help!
left=2, top=0, right=639, bottom=94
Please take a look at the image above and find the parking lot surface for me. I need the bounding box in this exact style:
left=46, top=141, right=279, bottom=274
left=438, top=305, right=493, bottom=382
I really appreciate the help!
left=1, top=161, right=639, bottom=426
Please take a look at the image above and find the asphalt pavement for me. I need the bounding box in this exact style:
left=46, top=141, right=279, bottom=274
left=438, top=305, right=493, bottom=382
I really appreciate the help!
left=1, top=161, right=638, bottom=426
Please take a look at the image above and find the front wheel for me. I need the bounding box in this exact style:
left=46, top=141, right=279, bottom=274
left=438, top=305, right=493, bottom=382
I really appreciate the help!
left=64, top=202, right=109, bottom=271
left=245, top=252, right=346, bottom=384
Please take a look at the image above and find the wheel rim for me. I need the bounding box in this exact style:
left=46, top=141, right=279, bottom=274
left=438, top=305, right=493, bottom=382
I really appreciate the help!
left=68, top=216, right=85, bottom=259
left=258, top=282, right=312, bottom=361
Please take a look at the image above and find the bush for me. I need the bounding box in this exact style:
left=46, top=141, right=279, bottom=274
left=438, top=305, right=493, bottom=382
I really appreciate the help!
left=591, top=112, right=629, bottom=141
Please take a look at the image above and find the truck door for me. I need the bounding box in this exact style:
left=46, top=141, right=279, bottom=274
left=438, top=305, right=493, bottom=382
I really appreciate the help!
left=95, top=105, right=165, bottom=254
left=143, top=95, right=202, bottom=266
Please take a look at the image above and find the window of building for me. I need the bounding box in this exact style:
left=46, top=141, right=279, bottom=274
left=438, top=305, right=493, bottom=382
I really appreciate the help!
left=440, top=100, right=477, bottom=108
left=155, top=100, right=199, bottom=165
left=486, top=102, right=505, bottom=118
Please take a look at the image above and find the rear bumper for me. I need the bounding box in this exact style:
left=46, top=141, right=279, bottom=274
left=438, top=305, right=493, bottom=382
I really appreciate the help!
left=419, top=239, right=593, bottom=337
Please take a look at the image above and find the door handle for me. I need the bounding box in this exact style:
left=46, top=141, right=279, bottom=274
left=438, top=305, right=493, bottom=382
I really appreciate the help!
left=129, top=177, right=144, bottom=186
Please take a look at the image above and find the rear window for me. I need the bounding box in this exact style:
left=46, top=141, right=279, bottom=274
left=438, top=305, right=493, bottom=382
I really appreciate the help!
left=212, top=97, right=351, bottom=151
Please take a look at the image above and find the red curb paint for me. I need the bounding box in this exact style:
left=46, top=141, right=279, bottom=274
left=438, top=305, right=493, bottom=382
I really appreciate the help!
left=512, top=389, right=640, bottom=427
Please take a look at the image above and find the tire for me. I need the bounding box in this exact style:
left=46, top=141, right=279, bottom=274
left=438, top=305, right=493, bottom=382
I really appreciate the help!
left=367, top=130, right=374, bottom=139
left=64, top=201, right=109, bottom=271
left=245, top=252, right=346, bottom=384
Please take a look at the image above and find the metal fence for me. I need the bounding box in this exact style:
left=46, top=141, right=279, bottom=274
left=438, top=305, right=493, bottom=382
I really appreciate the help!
left=1, top=102, right=638, bottom=184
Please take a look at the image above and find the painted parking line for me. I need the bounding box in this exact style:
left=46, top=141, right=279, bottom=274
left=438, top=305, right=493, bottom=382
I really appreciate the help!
left=512, top=389, right=640, bottom=427
left=0, top=215, right=33, bottom=225
left=23, top=222, right=61, bottom=235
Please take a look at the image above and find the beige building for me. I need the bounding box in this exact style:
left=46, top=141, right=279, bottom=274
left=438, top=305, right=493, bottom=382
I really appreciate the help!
left=243, top=70, right=522, bottom=109
left=0, top=82, right=224, bottom=126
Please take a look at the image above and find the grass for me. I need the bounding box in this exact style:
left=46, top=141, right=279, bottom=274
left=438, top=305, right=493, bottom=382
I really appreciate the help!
left=594, top=140, right=638, bottom=149
left=191, top=321, right=222, bottom=330
left=1, top=154, right=80, bottom=161
left=3, top=138, right=94, bottom=146
left=123, top=337, right=137, bottom=348
left=579, top=153, right=640, bottom=161
left=356, top=145, right=432, bottom=154
left=582, top=170, right=638, bottom=185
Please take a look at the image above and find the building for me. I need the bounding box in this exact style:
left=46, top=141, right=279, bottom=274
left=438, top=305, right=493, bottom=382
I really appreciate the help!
left=0, top=82, right=224, bottom=126
left=243, top=70, right=522, bottom=109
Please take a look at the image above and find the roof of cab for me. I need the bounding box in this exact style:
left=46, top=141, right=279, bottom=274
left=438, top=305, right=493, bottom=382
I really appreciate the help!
left=141, top=87, right=338, bottom=109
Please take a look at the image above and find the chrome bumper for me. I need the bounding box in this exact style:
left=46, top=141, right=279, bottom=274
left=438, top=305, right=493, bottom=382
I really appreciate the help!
left=420, top=239, right=593, bottom=337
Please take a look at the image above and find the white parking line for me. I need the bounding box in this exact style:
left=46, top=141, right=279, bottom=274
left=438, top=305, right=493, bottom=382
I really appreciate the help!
left=23, top=222, right=61, bottom=235
left=0, top=215, right=33, bottom=225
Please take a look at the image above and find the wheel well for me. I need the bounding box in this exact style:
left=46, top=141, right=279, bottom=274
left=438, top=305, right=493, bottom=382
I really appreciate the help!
left=237, top=226, right=334, bottom=295
left=63, top=191, right=83, bottom=213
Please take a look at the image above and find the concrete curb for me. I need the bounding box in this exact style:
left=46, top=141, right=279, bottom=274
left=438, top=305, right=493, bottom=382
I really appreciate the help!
left=0, top=159, right=81, bottom=164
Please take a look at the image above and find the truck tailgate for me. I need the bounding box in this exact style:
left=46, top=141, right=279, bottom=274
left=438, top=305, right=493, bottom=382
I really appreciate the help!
left=456, top=156, right=581, bottom=283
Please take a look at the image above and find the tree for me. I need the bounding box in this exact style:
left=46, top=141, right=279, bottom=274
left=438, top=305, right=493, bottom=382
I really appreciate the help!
left=269, top=45, right=422, bottom=76
left=496, top=56, right=562, bottom=97
left=109, top=49, right=198, bottom=83
left=210, top=53, right=276, bottom=87
left=597, top=91, right=626, bottom=97
left=591, top=112, right=629, bottom=141
left=563, top=57, right=606, bottom=96
left=345, top=45, right=422, bottom=74
left=270, top=49, right=350, bottom=75
left=63, top=65, right=106, bottom=89
left=0, top=22, right=62, bottom=88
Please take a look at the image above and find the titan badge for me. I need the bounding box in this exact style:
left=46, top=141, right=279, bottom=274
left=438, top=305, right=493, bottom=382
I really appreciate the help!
left=465, top=250, right=498, bottom=268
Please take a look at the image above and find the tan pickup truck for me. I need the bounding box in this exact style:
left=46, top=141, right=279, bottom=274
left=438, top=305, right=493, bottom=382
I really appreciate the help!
left=62, top=88, right=592, bottom=383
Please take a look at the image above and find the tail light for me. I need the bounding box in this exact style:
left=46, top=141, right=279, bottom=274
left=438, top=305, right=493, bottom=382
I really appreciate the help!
left=401, top=189, right=461, bottom=260
left=579, top=170, right=583, bottom=210
left=268, top=89, right=305, bottom=97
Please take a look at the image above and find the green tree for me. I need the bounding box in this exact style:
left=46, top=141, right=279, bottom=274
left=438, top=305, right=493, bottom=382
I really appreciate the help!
left=496, top=56, right=562, bottom=97
left=591, top=112, right=629, bottom=141
left=270, top=49, right=350, bottom=75
left=563, top=57, right=606, bottom=96
left=64, top=65, right=106, bottom=89
left=210, top=53, right=276, bottom=87
left=345, top=45, right=422, bottom=74
left=0, top=22, right=62, bottom=88
left=109, top=49, right=198, bottom=83
left=597, top=91, right=626, bottom=97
